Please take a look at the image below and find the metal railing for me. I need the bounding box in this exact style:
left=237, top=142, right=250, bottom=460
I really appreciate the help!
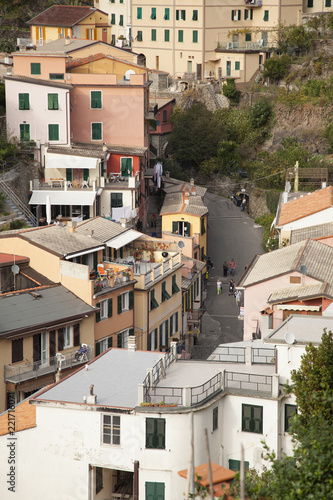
left=225, top=371, right=272, bottom=395
left=4, top=346, right=94, bottom=384
left=191, top=373, right=222, bottom=406
left=0, top=179, right=38, bottom=226
left=152, top=358, right=165, bottom=385
left=143, top=372, right=151, bottom=402
left=148, top=386, right=182, bottom=405
left=210, top=346, right=246, bottom=363
left=252, top=348, right=275, bottom=364
left=217, top=41, right=267, bottom=50
left=164, top=349, right=176, bottom=369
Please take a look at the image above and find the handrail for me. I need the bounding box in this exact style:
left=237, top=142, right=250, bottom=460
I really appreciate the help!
left=0, top=179, right=38, bottom=226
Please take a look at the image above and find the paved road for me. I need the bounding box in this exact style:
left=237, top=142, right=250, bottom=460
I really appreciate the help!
left=192, top=191, right=264, bottom=359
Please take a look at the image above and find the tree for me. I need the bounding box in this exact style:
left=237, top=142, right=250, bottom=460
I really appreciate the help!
left=250, top=98, right=273, bottom=129
left=222, top=79, right=240, bottom=103
left=262, top=54, right=291, bottom=81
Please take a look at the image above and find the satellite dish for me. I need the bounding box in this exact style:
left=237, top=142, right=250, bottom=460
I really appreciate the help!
left=162, top=251, right=168, bottom=258
left=124, top=69, right=136, bottom=80
left=11, top=264, right=20, bottom=275
left=300, top=265, right=307, bottom=275
left=284, top=332, right=296, bottom=345
left=178, top=241, right=185, bottom=249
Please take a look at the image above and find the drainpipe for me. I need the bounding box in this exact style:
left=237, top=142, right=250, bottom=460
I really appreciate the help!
left=147, top=289, right=150, bottom=350
left=172, top=0, right=175, bottom=76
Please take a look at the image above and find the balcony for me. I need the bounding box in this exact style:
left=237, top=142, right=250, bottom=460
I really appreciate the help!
left=217, top=41, right=267, bottom=50
left=187, top=305, right=206, bottom=325
left=4, top=346, right=94, bottom=384
left=245, top=0, right=262, bottom=5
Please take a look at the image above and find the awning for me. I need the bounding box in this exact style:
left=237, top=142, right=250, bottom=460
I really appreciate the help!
left=29, top=190, right=97, bottom=206
left=46, top=153, right=99, bottom=169
left=207, top=58, right=221, bottom=63
left=65, top=246, right=105, bottom=260
left=277, top=304, right=321, bottom=312
left=106, top=230, right=142, bottom=250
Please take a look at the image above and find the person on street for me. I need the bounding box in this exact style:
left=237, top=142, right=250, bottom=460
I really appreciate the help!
left=223, top=261, right=229, bottom=277
left=217, top=279, right=222, bottom=295
left=241, top=197, right=247, bottom=212
left=235, top=290, right=242, bottom=306
left=207, top=257, right=214, bottom=270
left=229, top=258, right=236, bottom=276
left=228, top=279, right=235, bottom=296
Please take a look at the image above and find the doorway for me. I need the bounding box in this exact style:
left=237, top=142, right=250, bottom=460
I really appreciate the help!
left=226, top=61, right=231, bottom=77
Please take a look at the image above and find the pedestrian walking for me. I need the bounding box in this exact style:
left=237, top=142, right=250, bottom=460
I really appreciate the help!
left=235, top=290, right=242, bottom=306
left=205, top=270, right=209, bottom=281
left=217, top=279, right=222, bottom=295
left=228, top=279, right=235, bottom=296
left=207, top=257, right=214, bottom=270
left=229, top=258, right=236, bottom=276
left=223, top=261, right=229, bottom=277
left=241, top=197, right=247, bottom=212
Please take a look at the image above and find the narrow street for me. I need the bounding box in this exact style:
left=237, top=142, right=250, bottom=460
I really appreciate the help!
left=192, top=191, right=264, bottom=359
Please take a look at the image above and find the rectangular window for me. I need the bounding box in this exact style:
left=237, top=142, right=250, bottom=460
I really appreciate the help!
left=150, top=289, right=159, bottom=310
left=235, top=61, right=240, bottom=71
left=118, top=291, right=130, bottom=313
left=111, top=13, right=115, bottom=24
left=48, top=93, right=59, bottom=110
left=159, top=320, right=168, bottom=348
left=96, top=467, right=103, bottom=494
left=163, top=109, right=167, bottom=122
left=148, top=328, right=158, bottom=351
left=137, top=7, right=142, bottom=19
left=170, top=312, right=178, bottom=336
left=63, top=326, right=72, bottom=349
left=111, top=192, right=123, bottom=208
left=178, top=30, right=183, bottom=43
left=228, top=459, right=250, bottom=472
left=95, top=336, right=113, bottom=355
left=213, top=407, right=218, bottom=431
left=242, top=404, right=263, bottom=434
left=201, top=218, right=206, bottom=235
left=31, top=63, right=41, bottom=75
left=244, top=9, right=253, bottom=20
left=146, top=418, right=165, bottom=449
left=245, top=33, right=252, bottom=42
left=151, top=7, right=156, bottom=20
left=151, top=29, right=156, bottom=41
left=161, top=281, right=171, bottom=302
left=49, top=73, right=64, bottom=80
left=19, top=93, right=29, bottom=110
left=91, top=91, right=102, bottom=109
left=48, top=124, right=59, bottom=141
left=92, top=122, right=102, bottom=140
left=120, top=157, right=133, bottom=177
left=12, top=338, right=23, bottom=364
left=137, top=31, right=143, bottom=42
left=145, top=482, right=165, bottom=500
left=117, top=328, right=133, bottom=348
left=192, top=10, right=198, bottom=21
left=102, top=414, right=120, bottom=445
left=172, top=275, right=180, bottom=294
left=264, top=10, right=269, bottom=21
left=164, top=30, right=170, bottom=42
left=193, top=30, right=198, bottom=43
left=285, top=404, right=297, bottom=432
left=164, top=8, right=170, bottom=20
left=96, top=298, right=113, bottom=321
left=119, top=15, right=123, bottom=26
left=308, top=0, right=313, bottom=6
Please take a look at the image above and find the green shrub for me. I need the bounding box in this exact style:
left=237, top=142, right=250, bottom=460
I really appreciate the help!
left=263, top=54, right=291, bottom=81
left=303, top=79, right=326, bottom=97
left=254, top=213, right=278, bottom=252
left=250, top=98, right=273, bottom=128
left=9, top=219, right=26, bottom=230
left=266, top=190, right=280, bottom=213
left=222, top=79, right=240, bottom=102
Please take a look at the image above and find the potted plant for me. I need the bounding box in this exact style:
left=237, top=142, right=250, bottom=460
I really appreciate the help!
left=122, top=271, right=130, bottom=282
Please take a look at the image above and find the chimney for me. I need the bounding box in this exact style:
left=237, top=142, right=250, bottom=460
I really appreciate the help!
left=65, top=36, right=71, bottom=45
left=67, top=220, right=77, bottom=233
left=128, top=335, right=137, bottom=351
left=184, top=187, right=190, bottom=205
left=87, top=384, right=97, bottom=404
left=190, top=178, right=194, bottom=186
left=190, top=186, right=197, bottom=196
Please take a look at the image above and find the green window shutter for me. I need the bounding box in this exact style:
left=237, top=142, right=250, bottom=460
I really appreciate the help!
left=148, top=331, right=151, bottom=351
left=19, top=94, right=29, bottom=110
left=253, top=406, right=263, bottom=433
left=164, top=8, right=170, bottom=20
left=164, top=30, right=170, bottom=42
left=92, top=123, right=102, bottom=140
left=193, top=30, right=198, bottom=43
left=192, top=10, right=198, bottom=21
left=121, top=157, right=132, bottom=176
left=95, top=341, right=101, bottom=355
left=129, top=291, right=134, bottom=310
left=235, top=61, right=240, bottom=71
left=20, top=124, right=30, bottom=141
left=201, top=218, right=205, bottom=235
left=31, top=63, right=41, bottom=75
left=118, top=295, right=122, bottom=314
left=108, top=336, right=113, bottom=348
left=185, top=222, right=190, bottom=235
left=163, top=110, right=167, bottom=122
left=119, top=15, right=123, bottom=26
left=151, top=29, right=156, bottom=41
left=245, top=33, right=252, bottom=42
left=91, top=91, right=102, bottom=109
left=66, top=169, right=72, bottom=182
left=108, top=298, right=113, bottom=317
left=151, top=7, right=156, bottom=19
left=48, top=124, right=59, bottom=141
left=155, top=418, right=165, bottom=448
left=165, top=320, right=168, bottom=338
left=48, top=93, right=59, bottom=110
left=83, top=168, right=89, bottom=181
left=250, top=9, right=253, bottom=20
left=242, top=404, right=252, bottom=432
left=264, top=10, right=269, bottom=21
left=129, top=328, right=134, bottom=336
left=170, top=315, right=173, bottom=336
left=111, top=14, right=115, bottom=25
left=137, top=7, right=142, bottom=19
left=159, top=324, right=163, bottom=347
left=178, top=30, right=183, bottom=43
left=146, top=418, right=154, bottom=448
left=231, top=10, right=234, bottom=20
left=176, top=10, right=179, bottom=20
left=238, top=10, right=241, bottom=20
left=117, top=333, right=122, bottom=348
left=137, top=31, right=143, bottom=42
left=326, top=0, right=331, bottom=6
left=285, top=404, right=297, bottom=432
left=172, top=221, right=178, bottom=233
left=308, top=0, right=313, bottom=6
left=175, top=311, right=178, bottom=333
left=96, top=307, right=101, bottom=322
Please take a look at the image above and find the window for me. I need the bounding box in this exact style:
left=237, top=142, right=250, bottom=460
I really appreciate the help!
left=96, top=298, right=112, bottom=322
left=91, top=91, right=102, bottom=109
left=159, top=320, right=168, bottom=348
left=137, top=31, right=143, bottom=42
left=117, top=328, right=133, bottom=348
left=120, top=157, right=133, bottom=176
left=92, top=122, right=102, bottom=140
left=163, top=109, right=167, bottom=121
left=111, top=192, right=123, bottom=208
left=119, top=15, right=123, bottom=26
left=111, top=13, right=115, bottom=24
left=95, top=336, right=113, bottom=355
left=111, top=34, right=116, bottom=45
left=242, top=404, right=263, bottom=433
left=31, top=63, right=41, bottom=75
left=137, top=7, right=142, bottom=19
left=172, top=275, right=180, bottom=294
left=110, top=0, right=115, bottom=2
left=178, top=30, right=183, bottom=42
left=151, top=29, right=156, bottom=41
left=118, top=291, right=134, bottom=314
left=102, top=414, right=120, bottom=445
left=235, top=61, right=240, bottom=71
left=244, top=9, right=253, bottom=20
left=150, top=289, right=159, bottom=310
left=19, top=93, right=29, bottom=110
left=96, top=467, right=103, bottom=494
left=20, top=123, right=30, bottom=141
left=146, top=418, right=165, bottom=449
left=48, top=93, right=59, bottom=110
left=290, top=276, right=301, bottom=284
left=148, top=328, right=158, bottom=351
left=193, top=30, right=198, bottom=43
left=164, top=8, right=170, bottom=20
left=170, top=312, right=178, bottom=336
left=285, top=404, right=297, bottom=432
left=172, top=220, right=190, bottom=237
left=49, top=73, right=64, bottom=80
left=264, top=10, right=269, bottom=21
left=145, top=482, right=165, bottom=500
left=151, top=7, right=156, bottom=20
left=12, top=338, right=23, bottom=364
left=164, top=30, right=170, bottom=42
left=63, top=326, right=72, bottom=348
left=231, top=10, right=241, bottom=21
left=213, top=407, right=218, bottom=431
left=176, top=10, right=186, bottom=21
left=245, top=33, right=252, bottom=42
left=308, top=0, right=313, bottom=6
left=161, top=281, right=171, bottom=302
left=192, top=10, right=198, bottom=21
left=228, top=459, right=249, bottom=472
left=48, top=124, right=59, bottom=141
left=201, top=218, right=206, bottom=235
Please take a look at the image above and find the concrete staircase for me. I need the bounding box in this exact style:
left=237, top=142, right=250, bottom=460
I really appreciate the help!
left=0, top=179, right=37, bottom=227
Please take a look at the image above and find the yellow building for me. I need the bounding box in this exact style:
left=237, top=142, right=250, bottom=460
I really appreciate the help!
left=27, top=5, right=111, bottom=46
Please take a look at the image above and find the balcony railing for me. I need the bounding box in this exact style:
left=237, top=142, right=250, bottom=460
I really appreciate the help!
left=217, top=41, right=267, bottom=50
left=4, top=346, right=94, bottom=384
left=224, top=371, right=272, bottom=395
left=245, top=0, right=262, bottom=5
left=190, top=373, right=222, bottom=406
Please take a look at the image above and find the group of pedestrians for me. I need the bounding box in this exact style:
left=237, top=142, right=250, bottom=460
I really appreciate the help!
left=216, top=278, right=236, bottom=295
left=222, top=258, right=236, bottom=277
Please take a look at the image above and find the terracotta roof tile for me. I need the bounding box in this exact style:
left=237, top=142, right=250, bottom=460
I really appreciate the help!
left=27, top=6, right=105, bottom=27
left=278, top=186, right=333, bottom=226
